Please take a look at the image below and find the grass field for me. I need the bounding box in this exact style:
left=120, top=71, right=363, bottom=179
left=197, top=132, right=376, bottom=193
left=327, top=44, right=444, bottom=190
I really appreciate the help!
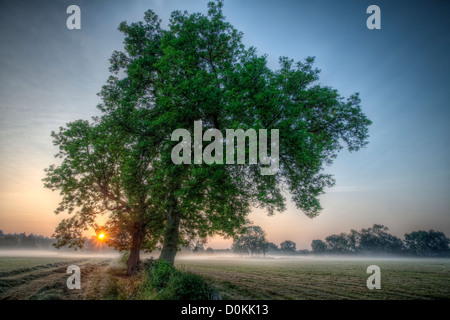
left=0, top=253, right=116, bottom=300
left=176, top=256, right=450, bottom=300
left=1, top=252, right=449, bottom=300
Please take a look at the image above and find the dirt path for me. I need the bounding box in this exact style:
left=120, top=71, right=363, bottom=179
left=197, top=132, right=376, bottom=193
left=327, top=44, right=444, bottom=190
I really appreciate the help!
left=0, top=258, right=114, bottom=300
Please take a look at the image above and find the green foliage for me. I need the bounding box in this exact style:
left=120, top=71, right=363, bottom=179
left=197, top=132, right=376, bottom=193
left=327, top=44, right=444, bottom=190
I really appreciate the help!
left=137, top=259, right=211, bottom=300
left=323, top=225, right=404, bottom=255
left=45, top=0, right=372, bottom=265
left=316, top=225, right=450, bottom=256
left=358, top=224, right=405, bottom=254
left=232, top=225, right=268, bottom=255
left=404, top=230, right=450, bottom=257
left=103, top=0, right=373, bottom=237
left=266, top=242, right=279, bottom=252
left=280, top=240, right=297, bottom=252
left=43, top=117, right=165, bottom=253
left=0, top=232, right=54, bottom=249
left=311, top=239, right=327, bottom=254
left=161, top=272, right=210, bottom=300
left=147, top=259, right=177, bottom=290
left=325, top=233, right=355, bottom=254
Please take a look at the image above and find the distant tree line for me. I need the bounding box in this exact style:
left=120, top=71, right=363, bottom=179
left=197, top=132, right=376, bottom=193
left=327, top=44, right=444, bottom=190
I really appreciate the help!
left=231, top=226, right=306, bottom=256
left=311, top=224, right=450, bottom=257
left=3, top=225, right=448, bottom=257
left=0, top=230, right=54, bottom=249
left=0, top=230, right=111, bottom=252
left=231, top=224, right=450, bottom=257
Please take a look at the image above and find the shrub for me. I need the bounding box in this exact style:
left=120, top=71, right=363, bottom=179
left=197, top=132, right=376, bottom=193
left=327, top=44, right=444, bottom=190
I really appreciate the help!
left=161, top=272, right=210, bottom=300
left=148, top=259, right=177, bottom=291
left=137, top=259, right=212, bottom=300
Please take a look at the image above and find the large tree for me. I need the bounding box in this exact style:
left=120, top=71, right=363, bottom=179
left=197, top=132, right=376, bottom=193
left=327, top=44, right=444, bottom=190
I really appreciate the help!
left=46, top=1, right=371, bottom=267
left=43, top=118, right=165, bottom=274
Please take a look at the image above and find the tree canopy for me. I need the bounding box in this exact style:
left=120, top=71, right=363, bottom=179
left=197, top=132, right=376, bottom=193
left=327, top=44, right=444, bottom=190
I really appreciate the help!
left=404, top=230, right=450, bottom=257
left=44, top=1, right=372, bottom=271
left=323, top=225, right=405, bottom=255
left=280, top=240, right=297, bottom=252
left=311, top=239, right=327, bottom=254
left=43, top=117, right=165, bottom=273
left=232, top=225, right=268, bottom=256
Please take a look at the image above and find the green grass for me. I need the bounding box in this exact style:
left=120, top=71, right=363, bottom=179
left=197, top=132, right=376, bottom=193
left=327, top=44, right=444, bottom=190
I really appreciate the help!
left=0, top=255, right=115, bottom=300
left=176, top=257, right=450, bottom=300
left=0, top=257, right=81, bottom=274
left=2, top=254, right=449, bottom=300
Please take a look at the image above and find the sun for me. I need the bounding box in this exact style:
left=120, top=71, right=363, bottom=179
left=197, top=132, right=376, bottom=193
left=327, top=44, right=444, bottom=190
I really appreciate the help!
left=97, top=233, right=105, bottom=240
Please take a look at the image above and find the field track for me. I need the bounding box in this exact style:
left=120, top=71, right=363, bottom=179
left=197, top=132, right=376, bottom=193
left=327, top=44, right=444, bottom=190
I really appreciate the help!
left=0, top=256, right=113, bottom=300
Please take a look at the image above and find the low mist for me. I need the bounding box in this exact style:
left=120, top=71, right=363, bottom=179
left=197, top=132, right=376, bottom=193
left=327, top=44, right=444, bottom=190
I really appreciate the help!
left=0, top=249, right=120, bottom=259
left=1, top=249, right=448, bottom=264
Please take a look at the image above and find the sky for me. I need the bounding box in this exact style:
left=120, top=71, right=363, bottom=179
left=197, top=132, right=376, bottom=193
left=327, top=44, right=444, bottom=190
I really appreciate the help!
left=0, top=0, right=449, bottom=250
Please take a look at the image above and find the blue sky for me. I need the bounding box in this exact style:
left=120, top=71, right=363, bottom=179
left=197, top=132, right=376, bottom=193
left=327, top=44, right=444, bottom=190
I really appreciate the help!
left=0, top=0, right=449, bottom=249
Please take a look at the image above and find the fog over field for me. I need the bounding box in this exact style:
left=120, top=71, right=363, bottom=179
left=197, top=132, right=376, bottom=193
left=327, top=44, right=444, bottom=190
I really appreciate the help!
left=1, top=249, right=449, bottom=263
left=0, top=249, right=120, bottom=259
left=1, top=249, right=449, bottom=300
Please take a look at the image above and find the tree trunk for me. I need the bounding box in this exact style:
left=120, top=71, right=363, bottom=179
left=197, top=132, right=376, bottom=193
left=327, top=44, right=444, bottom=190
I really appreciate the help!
left=159, top=203, right=180, bottom=265
left=127, top=226, right=144, bottom=275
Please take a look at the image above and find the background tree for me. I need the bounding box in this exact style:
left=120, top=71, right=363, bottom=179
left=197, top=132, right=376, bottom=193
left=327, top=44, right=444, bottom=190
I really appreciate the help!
left=266, top=242, right=279, bottom=253
left=325, top=233, right=352, bottom=254
left=43, top=118, right=165, bottom=274
left=320, top=224, right=406, bottom=255
left=311, top=239, right=327, bottom=254
left=193, top=242, right=205, bottom=253
left=232, top=225, right=268, bottom=256
left=358, top=224, right=405, bottom=254
left=280, top=240, right=297, bottom=253
left=404, top=230, right=450, bottom=257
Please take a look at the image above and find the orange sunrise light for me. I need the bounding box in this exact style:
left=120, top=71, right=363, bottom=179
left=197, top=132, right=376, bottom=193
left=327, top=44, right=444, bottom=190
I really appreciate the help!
left=98, top=233, right=105, bottom=240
